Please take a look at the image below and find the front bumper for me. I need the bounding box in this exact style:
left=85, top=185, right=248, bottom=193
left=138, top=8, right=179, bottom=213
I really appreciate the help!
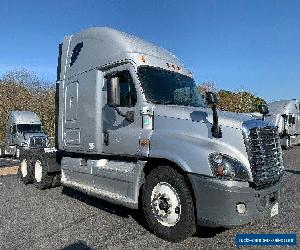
left=188, top=174, right=282, bottom=228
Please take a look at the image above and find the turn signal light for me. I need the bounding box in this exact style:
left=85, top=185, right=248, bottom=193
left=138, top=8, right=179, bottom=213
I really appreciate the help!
left=139, top=139, right=150, bottom=147
left=141, top=55, right=146, bottom=63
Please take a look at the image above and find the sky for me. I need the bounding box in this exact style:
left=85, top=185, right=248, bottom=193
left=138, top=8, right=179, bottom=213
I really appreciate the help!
left=0, top=0, right=299, bottom=102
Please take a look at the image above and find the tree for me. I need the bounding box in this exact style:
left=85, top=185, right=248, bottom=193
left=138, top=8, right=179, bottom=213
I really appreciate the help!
left=0, top=68, right=56, bottom=142
left=198, top=81, right=266, bottom=113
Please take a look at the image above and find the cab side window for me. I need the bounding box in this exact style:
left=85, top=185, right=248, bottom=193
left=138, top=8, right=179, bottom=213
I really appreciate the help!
left=106, top=71, right=137, bottom=107
left=11, top=124, right=17, bottom=134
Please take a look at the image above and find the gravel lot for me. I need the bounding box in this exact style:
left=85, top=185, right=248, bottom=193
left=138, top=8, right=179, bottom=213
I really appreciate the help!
left=0, top=148, right=299, bottom=249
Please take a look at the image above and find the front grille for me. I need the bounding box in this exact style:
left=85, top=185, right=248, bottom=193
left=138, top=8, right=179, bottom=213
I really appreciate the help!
left=30, top=137, right=46, bottom=148
left=244, top=126, right=284, bottom=188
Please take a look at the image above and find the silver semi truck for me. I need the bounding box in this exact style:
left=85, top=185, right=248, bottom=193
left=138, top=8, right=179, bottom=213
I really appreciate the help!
left=0, top=111, right=48, bottom=158
left=18, top=27, right=284, bottom=242
left=266, top=99, right=300, bottom=149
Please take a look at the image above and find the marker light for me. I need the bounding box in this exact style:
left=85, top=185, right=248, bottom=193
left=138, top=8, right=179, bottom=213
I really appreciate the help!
left=141, top=55, right=146, bottom=63
left=165, top=63, right=180, bottom=71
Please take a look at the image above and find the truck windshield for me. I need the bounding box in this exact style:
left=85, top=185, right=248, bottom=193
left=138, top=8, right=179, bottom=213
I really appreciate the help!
left=17, top=124, right=42, bottom=133
left=138, top=66, right=205, bottom=107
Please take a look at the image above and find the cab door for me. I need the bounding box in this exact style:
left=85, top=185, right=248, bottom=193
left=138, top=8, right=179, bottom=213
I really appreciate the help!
left=63, top=80, right=80, bottom=148
left=102, top=65, right=142, bottom=156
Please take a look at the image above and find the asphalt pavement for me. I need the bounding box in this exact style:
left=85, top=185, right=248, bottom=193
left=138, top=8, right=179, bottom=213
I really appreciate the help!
left=0, top=148, right=299, bottom=249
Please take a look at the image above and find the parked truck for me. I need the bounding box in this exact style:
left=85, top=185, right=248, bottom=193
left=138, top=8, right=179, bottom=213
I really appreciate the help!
left=17, top=27, right=284, bottom=242
left=266, top=99, right=300, bottom=149
left=0, top=111, right=48, bottom=158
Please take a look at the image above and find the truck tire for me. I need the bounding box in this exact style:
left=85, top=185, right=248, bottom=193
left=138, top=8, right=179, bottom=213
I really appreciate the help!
left=17, top=150, right=34, bottom=184
left=282, top=136, right=291, bottom=150
left=33, top=153, right=53, bottom=190
left=142, top=166, right=196, bottom=242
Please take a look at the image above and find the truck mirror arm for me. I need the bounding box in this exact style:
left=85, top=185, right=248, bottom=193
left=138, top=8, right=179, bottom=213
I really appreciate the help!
left=111, top=104, right=134, bottom=123
left=211, top=104, right=222, bottom=138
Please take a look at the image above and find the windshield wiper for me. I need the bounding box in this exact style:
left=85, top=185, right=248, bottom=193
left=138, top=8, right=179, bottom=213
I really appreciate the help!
left=153, top=101, right=175, bottom=105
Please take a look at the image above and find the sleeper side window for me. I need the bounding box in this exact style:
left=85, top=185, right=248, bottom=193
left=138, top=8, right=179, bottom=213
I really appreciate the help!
left=70, top=42, right=83, bottom=67
left=106, top=71, right=137, bottom=107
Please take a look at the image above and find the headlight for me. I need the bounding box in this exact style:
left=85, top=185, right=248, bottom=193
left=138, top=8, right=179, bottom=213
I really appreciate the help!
left=209, top=153, right=250, bottom=181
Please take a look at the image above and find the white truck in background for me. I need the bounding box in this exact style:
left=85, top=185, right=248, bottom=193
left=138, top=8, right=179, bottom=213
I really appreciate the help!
left=266, top=99, right=300, bottom=149
left=0, top=111, right=48, bottom=158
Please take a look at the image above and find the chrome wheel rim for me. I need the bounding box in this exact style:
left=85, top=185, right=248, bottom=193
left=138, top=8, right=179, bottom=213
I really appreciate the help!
left=150, top=182, right=181, bottom=227
left=34, top=160, right=43, bottom=183
left=20, top=159, right=28, bottom=177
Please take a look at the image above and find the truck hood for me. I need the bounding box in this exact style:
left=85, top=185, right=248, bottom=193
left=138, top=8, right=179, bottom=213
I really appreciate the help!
left=154, top=105, right=254, bottom=130
left=150, top=104, right=264, bottom=176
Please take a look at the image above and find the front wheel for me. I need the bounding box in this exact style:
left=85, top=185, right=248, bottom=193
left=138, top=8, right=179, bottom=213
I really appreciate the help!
left=142, top=166, right=196, bottom=242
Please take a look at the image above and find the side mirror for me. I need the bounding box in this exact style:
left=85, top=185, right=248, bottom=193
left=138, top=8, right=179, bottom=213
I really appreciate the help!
left=281, top=114, right=288, bottom=121
left=11, top=125, right=17, bottom=134
left=107, top=76, right=134, bottom=123
left=107, top=77, right=120, bottom=107
left=258, top=104, right=269, bottom=121
left=258, top=104, right=269, bottom=115
left=288, top=115, right=295, bottom=125
left=205, top=92, right=218, bottom=105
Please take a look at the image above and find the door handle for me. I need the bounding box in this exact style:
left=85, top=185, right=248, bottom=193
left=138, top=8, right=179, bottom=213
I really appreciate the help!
left=103, top=130, right=109, bottom=146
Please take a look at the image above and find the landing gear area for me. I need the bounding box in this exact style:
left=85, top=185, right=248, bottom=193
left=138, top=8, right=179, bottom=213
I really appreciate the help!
left=281, top=136, right=292, bottom=150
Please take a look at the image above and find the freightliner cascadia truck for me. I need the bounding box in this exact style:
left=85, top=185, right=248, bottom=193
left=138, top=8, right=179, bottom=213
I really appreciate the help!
left=18, top=27, right=284, bottom=242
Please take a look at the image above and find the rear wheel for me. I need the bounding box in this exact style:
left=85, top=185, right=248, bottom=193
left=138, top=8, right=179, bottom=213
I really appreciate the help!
left=33, top=153, right=53, bottom=190
left=0, top=145, right=4, bottom=157
left=17, top=150, right=34, bottom=184
left=142, top=166, right=196, bottom=242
